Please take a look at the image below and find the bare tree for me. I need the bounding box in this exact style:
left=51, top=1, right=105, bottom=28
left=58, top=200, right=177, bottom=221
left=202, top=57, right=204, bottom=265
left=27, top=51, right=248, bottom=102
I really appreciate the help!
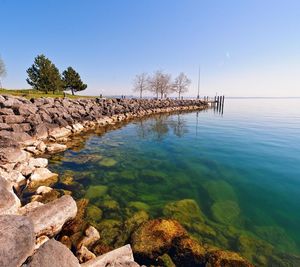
left=0, top=56, right=6, bottom=89
left=133, top=72, right=148, bottom=98
left=148, top=71, right=172, bottom=99
left=173, top=72, right=191, bottom=98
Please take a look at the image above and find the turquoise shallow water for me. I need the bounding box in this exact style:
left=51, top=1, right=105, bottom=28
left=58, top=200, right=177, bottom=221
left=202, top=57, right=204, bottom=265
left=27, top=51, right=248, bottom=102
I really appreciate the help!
left=48, top=98, right=300, bottom=265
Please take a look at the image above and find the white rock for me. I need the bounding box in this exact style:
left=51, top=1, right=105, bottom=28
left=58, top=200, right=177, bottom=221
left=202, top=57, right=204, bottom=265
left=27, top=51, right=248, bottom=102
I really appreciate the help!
left=77, top=226, right=100, bottom=249
left=77, top=245, right=96, bottom=263
left=30, top=167, right=58, bottom=182
left=36, top=141, right=47, bottom=152
left=24, top=195, right=77, bottom=237
left=81, top=245, right=140, bottom=267
left=49, top=127, right=72, bottom=140
left=46, top=143, right=67, bottom=153
left=36, top=186, right=53, bottom=195
left=0, top=169, right=26, bottom=189
left=18, top=201, right=44, bottom=216
left=29, top=157, right=48, bottom=168
left=35, top=235, right=49, bottom=250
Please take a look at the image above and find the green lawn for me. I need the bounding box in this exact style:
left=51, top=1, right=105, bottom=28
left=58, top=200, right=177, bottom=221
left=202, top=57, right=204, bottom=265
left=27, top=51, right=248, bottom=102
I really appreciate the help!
left=0, top=88, right=95, bottom=99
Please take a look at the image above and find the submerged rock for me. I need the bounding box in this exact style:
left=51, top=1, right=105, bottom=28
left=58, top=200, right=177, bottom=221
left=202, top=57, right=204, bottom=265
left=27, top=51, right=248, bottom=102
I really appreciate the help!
left=170, top=237, right=206, bottom=266
left=27, top=239, right=80, bottom=267
left=77, top=245, right=96, bottom=263
left=0, top=215, right=35, bottom=267
left=99, top=157, right=117, bottom=167
left=95, top=219, right=123, bottom=246
left=131, top=219, right=187, bottom=263
left=211, top=200, right=240, bottom=225
left=77, top=226, right=100, bottom=250
left=206, top=249, right=254, bottom=267
left=86, top=205, right=103, bottom=222
left=85, top=185, right=108, bottom=200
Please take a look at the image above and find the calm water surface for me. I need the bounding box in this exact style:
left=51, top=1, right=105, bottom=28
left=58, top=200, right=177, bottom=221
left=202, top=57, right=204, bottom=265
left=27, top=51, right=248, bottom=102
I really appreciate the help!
left=48, top=99, right=300, bottom=266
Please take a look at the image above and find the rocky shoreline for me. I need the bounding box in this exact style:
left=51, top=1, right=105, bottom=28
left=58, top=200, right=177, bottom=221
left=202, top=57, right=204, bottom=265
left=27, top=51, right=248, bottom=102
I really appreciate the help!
left=0, top=94, right=253, bottom=266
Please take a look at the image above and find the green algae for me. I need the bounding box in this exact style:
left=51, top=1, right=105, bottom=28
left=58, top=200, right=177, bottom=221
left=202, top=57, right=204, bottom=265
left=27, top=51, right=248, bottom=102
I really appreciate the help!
left=85, top=185, right=108, bottom=200
left=211, top=200, right=241, bottom=225
left=86, top=205, right=103, bottom=222
left=99, top=157, right=117, bottom=167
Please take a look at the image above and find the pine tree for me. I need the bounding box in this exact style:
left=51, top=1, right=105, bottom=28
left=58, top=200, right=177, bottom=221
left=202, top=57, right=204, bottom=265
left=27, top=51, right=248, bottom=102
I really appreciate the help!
left=26, top=54, right=63, bottom=93
left=62, top=67, right=87, bottom=95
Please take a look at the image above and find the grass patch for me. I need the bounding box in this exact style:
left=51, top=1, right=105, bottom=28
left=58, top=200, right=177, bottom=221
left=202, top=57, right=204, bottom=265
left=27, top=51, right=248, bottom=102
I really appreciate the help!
left=0, top=88, right=95, bottom=99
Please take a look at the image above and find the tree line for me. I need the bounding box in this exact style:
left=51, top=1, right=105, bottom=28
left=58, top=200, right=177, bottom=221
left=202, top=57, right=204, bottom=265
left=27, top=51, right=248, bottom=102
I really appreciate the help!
left=133, top=71, right=191, bottom=99
left=26, top=54, right=87, bottom=95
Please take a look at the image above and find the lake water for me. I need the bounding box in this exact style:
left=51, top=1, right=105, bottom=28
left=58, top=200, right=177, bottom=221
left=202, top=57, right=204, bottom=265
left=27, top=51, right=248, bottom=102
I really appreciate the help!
left=48, top=98, right=300, bottom=266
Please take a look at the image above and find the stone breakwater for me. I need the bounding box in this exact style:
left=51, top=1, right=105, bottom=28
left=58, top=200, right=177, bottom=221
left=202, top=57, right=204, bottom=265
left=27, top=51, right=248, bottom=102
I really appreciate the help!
left=0, top=94, right=253, bottom=267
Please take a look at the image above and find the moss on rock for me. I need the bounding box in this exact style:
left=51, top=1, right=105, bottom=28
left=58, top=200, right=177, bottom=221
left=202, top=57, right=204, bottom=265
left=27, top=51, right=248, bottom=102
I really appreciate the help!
left=131, top=219, right=187, bottom=263
left=85, top=185, right=108, bottom=200
left=211, top=200, right=240, bottom=225
left=99, top=157, right=117, bottom=167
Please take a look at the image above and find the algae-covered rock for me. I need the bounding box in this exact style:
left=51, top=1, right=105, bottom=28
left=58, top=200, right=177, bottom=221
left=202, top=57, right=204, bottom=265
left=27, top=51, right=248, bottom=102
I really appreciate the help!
left=62, top=198, right=89, bottom=235
left=115, top=210, right=149, bottom=247
left=163, top=199, right=216, bottom=240
left=163, top=199, right=205, bottom=225
left=211, top=200, right=240, bottom=225
left=203, top=180, right=237, bottom=202
left=253, top=225, right=297, bottom=253
left=157, top=254, right=176, bottom=267
left=99, top=157, right=117, bottom=167
left=140, top=169, right=167, bottom=182
left=85, top=185, right=108, bottom=200
left=60, top=171, right=74, bottom=185
left=95, top=219, right=122, bottom=246
left=120, top=169, right=138, bottom=181
left=98, top=199, right=121, bottom=219
left=86, top=205, right=103, bottom=223
left=236, top=234, right=274, bottom=266
left=31, top=189, right=61, bottom=204
left=206, top=249, right=254, bottom=267
left=131, top=219, right=187, bottom=263
left=170, top=237, right=206, bottom=266
left=127, top=201, right=150, bottom=213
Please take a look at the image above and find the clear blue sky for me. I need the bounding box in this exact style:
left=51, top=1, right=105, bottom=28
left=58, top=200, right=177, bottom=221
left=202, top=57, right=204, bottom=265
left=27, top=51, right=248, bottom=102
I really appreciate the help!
left=1, top=0, right=299, bottom=97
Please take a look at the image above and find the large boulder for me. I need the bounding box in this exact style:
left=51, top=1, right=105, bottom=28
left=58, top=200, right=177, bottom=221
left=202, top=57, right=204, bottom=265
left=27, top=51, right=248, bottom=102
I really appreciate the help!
left=24, top=195, right=77, bottom=237
left=27, top=239, right=80, bottom=267
left=0, top=215, right=35, bottom=267
left=0, top=176, right=21, bottom=215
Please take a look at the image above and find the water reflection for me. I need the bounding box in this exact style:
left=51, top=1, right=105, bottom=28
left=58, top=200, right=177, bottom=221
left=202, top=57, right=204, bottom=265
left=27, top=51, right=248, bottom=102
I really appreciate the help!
left=135, top=112, right=189, bottom=140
